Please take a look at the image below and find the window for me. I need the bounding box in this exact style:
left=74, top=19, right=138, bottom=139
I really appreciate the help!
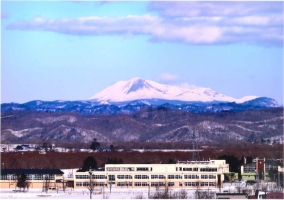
left=142, top=175, right=148, bottom=179
left=2, top=174, right=17, bottom=180
left=76, top=175, right=89, bottom=179
left=107, top=167, right=120, bottom=171
left=92, top=175, right=106, bottom=179
left=201, top=182, right=216, bottom=186
left=117, top=175, right=132, bottom=179
left=168, top=175, right=174, bottom=179
left=117, top=182, right=132, bottom=186
left=142, top=182, right=148, bottom=186
left=33, top=174, right=54, bottom=180
left=185, top=182, right=199, bottom=186
left=151, top=175, right=158, bottom=179
left=193, top=168, right=198, bottom=171
left=137, top=167, right=148, bottom=171
left=200, top=168, right=217, bottom=172
left=184, top=175, right=199, bottom=179
left=243, top=164, right=256, bottom=173
left=168, top=175, right=182, bottom=179
left=175, top=175, right=182, bottom=179
left=83, top=182, right=89, bottom=186
left=120, top=167, right=134, bottom=171
left=135, top=175, right=148, bottom=179
left=134, top=182, right=148, bottom=186
left=209, top=175, right=216, bottom=179
left=201, top=175, right=208, bottom=179
left=93, top=182, right=105, bottom=186
left=186, top=182, right=199, bottom=186
left=76, top=182, right=83, bottom=186
left=168, top=182, right=174, bottom=187
left=183, top=168, right=192, bottom=171
left=201, top=182, right=209, bottom=186
left=125, top=175, right=132, bottom=179
left=135, top=182, right=142, bottom=186
left=108, top=175, right=115, bottom=181
left=151, top=182, right=165, bottom=187
left=159, top=175, right=166, bottom=179
left=209, top=182, right=216, bottom=186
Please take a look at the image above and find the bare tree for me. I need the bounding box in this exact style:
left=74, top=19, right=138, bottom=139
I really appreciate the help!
left=195, top=182, right=215, bottom=199
left=87, top=171, right=95, bottom=199
left=42, top=175, right=50, bottom=194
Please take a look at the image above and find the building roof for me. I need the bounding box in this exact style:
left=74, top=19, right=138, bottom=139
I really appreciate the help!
left=1, top=169, right=64, bottom=175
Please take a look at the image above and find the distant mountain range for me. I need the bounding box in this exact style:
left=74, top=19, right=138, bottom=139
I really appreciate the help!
left=1, top=78, right=281, bottom=115
left=1, top=78, right=282, bottom=144
left=1, top=97, right=280, bottom=115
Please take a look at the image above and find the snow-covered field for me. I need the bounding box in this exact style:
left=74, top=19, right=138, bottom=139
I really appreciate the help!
left=0, top=188, right=199, bottom=199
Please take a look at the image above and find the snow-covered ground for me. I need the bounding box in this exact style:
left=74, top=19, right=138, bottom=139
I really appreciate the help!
left=0, top=188, right=206, bottom=199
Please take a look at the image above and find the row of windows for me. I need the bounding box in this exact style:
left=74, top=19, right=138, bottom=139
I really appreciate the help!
left=168, top=175, right=182, bottom=179
left=151, top=182, right=166, bottom=187
left=132, top=182, right=216, bottom=187
left=182, top=168, right=198, bottom=171
left=134, top=175, right=149, bottom=179
left=74, top=174, right=218, bottom=180
left=117, top=182, right=132, bottom=186
left=201, top=182, right=216, bottom=186
left=201, top=175, right=216, bottom=179
left=135, top=182, right=148, bottom=186
left=137, top=167, right=150, bottom=171
left=105, top=167, right=221, bottom=172
left=106, top=167, right=150, bottom=171
left=1, top=174, right=55, bottom=180
left=76, top=182, right=105, bottom=187
left=184, top=175, right=199, bottom=179
left=104, top=165, right=224, bottom=172
left=75, top=181, right=217, bottom=187
left=151, top=175, right=166, bottom=179
left=75, top=175, right=89, bottom=179
left=184, top=182, right=199, bottom=186
left=106, top=167, right=120, bottom=171
left=117, top=175, right=132, bottom=179
left=1, top=175, right=17, bottom=180
left=75, top=175, right=107, bottom=179
left=200, top=168, right=217, bottom=172
left=120, top=167, right=134, bottom=171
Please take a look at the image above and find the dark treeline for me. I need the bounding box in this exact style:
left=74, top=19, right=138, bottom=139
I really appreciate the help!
left=2, top=144, right=282, bottom=169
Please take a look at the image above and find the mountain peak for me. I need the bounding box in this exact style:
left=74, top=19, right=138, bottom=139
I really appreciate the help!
left=89, top=78, right=258, bottom=103
left=125, top=78, right=153, bottom=94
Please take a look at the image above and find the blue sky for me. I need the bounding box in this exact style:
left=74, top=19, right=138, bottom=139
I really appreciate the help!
left=1, top=1, right=283, bottom=104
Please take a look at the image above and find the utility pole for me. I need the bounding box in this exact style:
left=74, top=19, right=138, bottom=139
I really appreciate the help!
left=190, top=128, right=200, bottom=161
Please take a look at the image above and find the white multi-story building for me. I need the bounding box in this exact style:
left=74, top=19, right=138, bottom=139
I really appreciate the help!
left=74, top=160, right=229, bottom=189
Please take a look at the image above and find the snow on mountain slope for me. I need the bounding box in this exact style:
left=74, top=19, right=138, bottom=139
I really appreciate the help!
left=89, top=78, right=258, bottom=103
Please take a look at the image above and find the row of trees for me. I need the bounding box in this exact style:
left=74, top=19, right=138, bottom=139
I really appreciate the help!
left=2, top=144, right=282, bottom=169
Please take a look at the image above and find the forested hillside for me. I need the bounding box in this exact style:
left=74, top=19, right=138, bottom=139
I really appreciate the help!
left=1, top=107, right=282, bottom=146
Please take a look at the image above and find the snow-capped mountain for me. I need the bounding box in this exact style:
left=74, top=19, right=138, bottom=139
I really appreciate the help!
left=89, top=78, right=257, bottom=103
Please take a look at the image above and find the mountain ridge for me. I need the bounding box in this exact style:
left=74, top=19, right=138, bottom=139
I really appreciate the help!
left=1, top=97, right=281, bottom=115
left=89, top=78, right=258, bottom=103
left=1, top=107, right=283, bottom=145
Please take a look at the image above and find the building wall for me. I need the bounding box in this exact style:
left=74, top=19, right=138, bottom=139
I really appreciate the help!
left=241, top=158, right=282, bottom=181
left=0, top=180, right=59, bottom=189
left=0, top=174, right=63, bottom=189
left=74, top=160, right=229, bottom=189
